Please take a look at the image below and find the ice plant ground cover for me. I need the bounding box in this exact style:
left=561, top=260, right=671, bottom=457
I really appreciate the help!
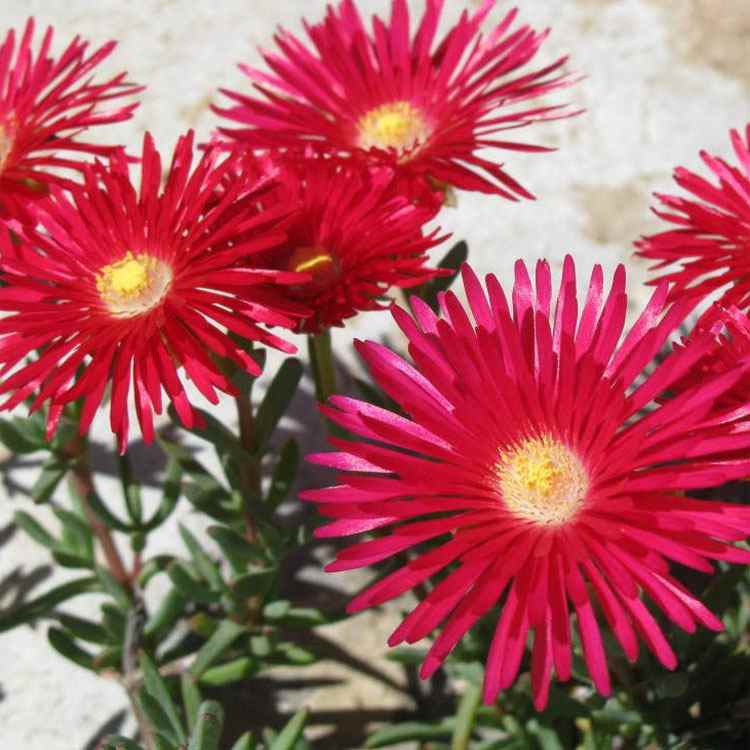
left=2, top=2, right=750, bottom=750
left=0, top=131, right=308, bottom=451
left=305, top=259, right=750, bottom=712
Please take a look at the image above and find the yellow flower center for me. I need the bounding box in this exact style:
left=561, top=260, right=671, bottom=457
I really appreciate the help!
left=97, top=252, right=172, bottom=318
left=358, top=101, right=429, bottom=159
left=496, top=435, right=588, bottom=526
left=107, top=256, right=149, bottom=296
left=288, top=246, right=339, bottom=289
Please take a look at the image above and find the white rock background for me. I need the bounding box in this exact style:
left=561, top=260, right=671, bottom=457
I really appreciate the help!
left=0, top=0, right=748, bottom=747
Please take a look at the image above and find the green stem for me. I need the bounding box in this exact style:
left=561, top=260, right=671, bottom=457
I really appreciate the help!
left=235, top=389, right=255, bottom=456
left=308, top=329, right=337, bottom=403
left=451, top=681, right=482, bottom=750
left=234, top=391, right=262, bottom=544
left=118, top=451, right=142, bottom=524
left=216, top=342, right=264, bottom=543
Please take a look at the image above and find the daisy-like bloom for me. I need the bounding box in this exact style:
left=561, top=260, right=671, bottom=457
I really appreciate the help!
left=304, top=257, right=750, bottom=710
left=669, top=303, right=750, bottom=411
left=0, top=131, right=307, bottom=451
left=0, top=18, right=141, bottom=220
left=214, top=0, right=577, bottom=202
left=256, top=154, right=446, bottom=333
left=637, top=124, right=750, bottom=305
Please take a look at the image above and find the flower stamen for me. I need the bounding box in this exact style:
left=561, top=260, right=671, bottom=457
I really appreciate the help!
left=496, top=435, right=588, bottom=525
left=358, top=101, right=429, bottom=160
left=288, top=245, right=339, bottom=289
left=97, top=251, right=172, bottom=318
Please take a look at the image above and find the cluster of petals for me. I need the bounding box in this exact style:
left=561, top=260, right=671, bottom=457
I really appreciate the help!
left=637, top=124, right=750, bottom=306
left=0, top=131, right=307, bottom=451
left=214, top=0, right=577, bottom=201
left=0, top=18, right=141, bottom=221
left=304, top=257, right=750, bottom=709
left=669, top=302, right=750, bottom=412
left=251, top=152, right=447, bottom=333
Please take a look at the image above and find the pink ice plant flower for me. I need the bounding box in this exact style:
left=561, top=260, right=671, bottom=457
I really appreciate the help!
left=670, top=302, right=750, bottom=412
left=0, top=18, right=141, bottom=220
left=214, top=0, right=578, bottom=201
left=304, top=257, right=750, bottom=710
left=638, top=124, right=750, bottom=306
left=0, top=131, right=307, bottom=451
left=249, top=151, right=448, bottom=333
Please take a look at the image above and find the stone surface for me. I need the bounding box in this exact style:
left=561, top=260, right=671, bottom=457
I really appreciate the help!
left=0, top=0, right=749, bottom=747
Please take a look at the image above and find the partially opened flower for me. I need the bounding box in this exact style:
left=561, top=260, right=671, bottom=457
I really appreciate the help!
left=304, top=258, right=750, bottom=710
left=637, top=124, right=750, bottom=305
left=0, top=18, right=141, bottom=220
left=0, top=131, right=307, bottom=451
left=214, top=0, right=577, bottom=202
left=254, top=154, right=446, bottom=333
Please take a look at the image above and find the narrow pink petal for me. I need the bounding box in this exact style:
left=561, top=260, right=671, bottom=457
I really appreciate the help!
left=531, top=616, right=554, bottom=711
left=566, top=559, right=611, bottom=696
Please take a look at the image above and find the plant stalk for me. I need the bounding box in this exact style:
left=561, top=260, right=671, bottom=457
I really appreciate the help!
left=122, top=592, right=157, bottom=750
left=127, top=693, right=158, bottom=750
left=235, top=390, right=262, bottom=544
left=66, top=434, right=130, bottom=587
left=308, top=329, right=337, bottom=403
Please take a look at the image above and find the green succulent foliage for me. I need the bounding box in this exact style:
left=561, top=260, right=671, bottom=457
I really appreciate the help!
left=0, top=411, right=48, bottom=454
left=1, top=353, right=323, bottom=746
left=369, top=559, right=750, bottom=749
left=101, top=694, right=309, bottom=750
left=9, top=238, right=750, bottom=750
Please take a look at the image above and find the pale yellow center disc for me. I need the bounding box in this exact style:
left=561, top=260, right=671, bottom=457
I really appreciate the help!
left=358, top=101, right=429, bottom=159
left=496, top=435, right=588, bottom=525
left=97, top=252, right=172, bottom=318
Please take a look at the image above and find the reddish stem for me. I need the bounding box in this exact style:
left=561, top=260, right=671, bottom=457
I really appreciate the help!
left=66, top=435, right=130, bottom=587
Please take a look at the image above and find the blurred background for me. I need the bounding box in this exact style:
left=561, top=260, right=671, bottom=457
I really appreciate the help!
left=0, top=1, right=748, bottom=747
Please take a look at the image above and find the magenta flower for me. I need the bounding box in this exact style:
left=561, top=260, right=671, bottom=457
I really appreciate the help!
left=0, top=132, right=306, bottom=451
left=670, top=303, right=750, bottom=412
left=0, top=18, right=141, bottom=220
left=252, top=153, right=447, bottom=333
left=214, top=0, right=578, bottom=201
left=304, top=258, right=750, bottom=710
left=637, top=124, right=750, bottom=305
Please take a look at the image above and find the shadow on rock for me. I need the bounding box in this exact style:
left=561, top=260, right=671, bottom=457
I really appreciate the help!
left=83, top=709, right=127, bottom=750
left=0, top=522, right=53, bottom=622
